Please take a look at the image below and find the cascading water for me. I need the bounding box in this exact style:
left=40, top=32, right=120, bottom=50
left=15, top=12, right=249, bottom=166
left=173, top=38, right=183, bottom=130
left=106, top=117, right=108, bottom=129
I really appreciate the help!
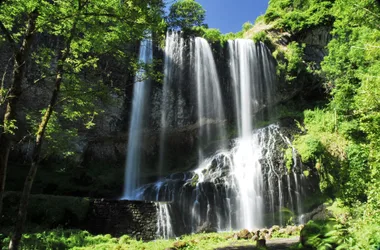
left=158, top=32, right=186, bottom=176
left=228, top=39, right=276, bottom=132
left=122, top=39, right=153, bottom=199
left=193, top=37, right=227, bottom=162
left=123, top=35, right=307, bottom=238
left=138, top=125, right=305, bottom=235
left=157, top=33, right=227, bottom=177
left=282, top=135, right=305, bottom=224
left=156, top=203, right=174, bottom=239
left=226, top=39, right=277, bottom=229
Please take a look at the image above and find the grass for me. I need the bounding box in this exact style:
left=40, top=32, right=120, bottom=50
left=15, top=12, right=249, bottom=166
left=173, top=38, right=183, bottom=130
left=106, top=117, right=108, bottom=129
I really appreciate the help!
left=0, top=228, right=301, bottom=250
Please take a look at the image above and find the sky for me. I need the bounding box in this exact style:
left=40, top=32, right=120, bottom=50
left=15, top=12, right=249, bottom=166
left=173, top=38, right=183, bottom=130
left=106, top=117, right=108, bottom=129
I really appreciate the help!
left=166, top=0, right=270, bottom=34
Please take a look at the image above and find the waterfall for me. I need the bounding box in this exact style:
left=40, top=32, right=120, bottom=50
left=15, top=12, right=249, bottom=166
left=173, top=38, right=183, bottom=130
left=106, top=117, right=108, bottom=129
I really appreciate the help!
left=156, top=203, right=174, bottom=239
left=122, top=39, right=153, bottom=199
left=231, top=134, right=264, bottom=229
left=227, top=39, right=276, bottom=229
left=158, top=32, right=186, bottom=176
left=139, top=125, right=305, bottom=236
left=193, top=37, right=227, bottom=162
left=157, top=33, right=227, bottom=175
left=121, top=35, right=306, bottom=238
left=228, top=39, right=276, bottom=136
left=282, top=135, right=305, bottom=224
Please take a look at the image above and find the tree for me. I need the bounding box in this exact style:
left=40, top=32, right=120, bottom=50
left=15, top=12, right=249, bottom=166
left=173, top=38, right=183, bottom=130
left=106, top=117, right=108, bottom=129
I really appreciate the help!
left=167, top=0, right=206, bottom=30
left=0, top=0, right=40, bottom=218
left=0, top=0, right=165, bottom=249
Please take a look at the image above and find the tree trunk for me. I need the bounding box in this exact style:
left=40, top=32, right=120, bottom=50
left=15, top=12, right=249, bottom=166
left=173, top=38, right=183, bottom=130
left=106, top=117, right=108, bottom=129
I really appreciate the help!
left=0, top=10, right=38, bottom=218
left=8, top=71, right=64, bottom=250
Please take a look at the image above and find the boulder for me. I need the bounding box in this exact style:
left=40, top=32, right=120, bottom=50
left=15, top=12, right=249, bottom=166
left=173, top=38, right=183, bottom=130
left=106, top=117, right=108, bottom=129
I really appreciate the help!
left=173, top=241, right=187, bottom=249
left=237, top=229, right=253, bottom=239
left=271, top=225, right=280, bottom=232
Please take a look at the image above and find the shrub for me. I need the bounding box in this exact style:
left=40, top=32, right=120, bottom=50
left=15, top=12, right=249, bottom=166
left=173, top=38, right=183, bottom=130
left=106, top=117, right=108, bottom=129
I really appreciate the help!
left=202, top=28, right=223, bottom=43
left=242, top=21, right=253, bottom=32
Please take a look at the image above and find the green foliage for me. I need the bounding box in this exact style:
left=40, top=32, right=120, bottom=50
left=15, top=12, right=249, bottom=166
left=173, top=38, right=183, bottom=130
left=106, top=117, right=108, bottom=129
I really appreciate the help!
left=292, top=109, right=348, bottom=194
left=202, top=28, right=223, bottom=43
left=303, top=170, right=310, bottom=177
left=0, top=87, right=9, bottom=107
left=316, top=0, right=380, bottom=205
left=0, top=119, right=18, bottom=135
left=300, top=219, right=351, bottom=250
left=294, top=135, right=324, bottom=163
left=272, top=41, right=305, bottom=82
left=339, top=144, right=370, bottom=204
left=299, top=199, right=380, bottom=250
left=190, top=26, right=246, bottom=44
left=223, top=32, right=242, bottom=40
left=252, top=31, right=269, bottom=44
left=26, top=111, right=79, bottom=159
left=0, top=230, right=117, bottom=250
left=242, top=21, right=253, bottom=32
left=285, top=42, right=305, bottom=78
left=292, top=110, right=333, bottom=163
left=1, top=0, right=165, bottom=161
left=190, top=26, right=224, bottom=43
left=255, top=15, right=265, bottom=24
left=284, top=147, right=295, bottom=173
left=322, top=0, right=380, bottom=122
left=167, top=0, right=206, bottom=30
left=286, top=0, right=380, bottom=240
left=264, top=0, right=334, bottom=33
left=1, top=230, right=293, bottom=250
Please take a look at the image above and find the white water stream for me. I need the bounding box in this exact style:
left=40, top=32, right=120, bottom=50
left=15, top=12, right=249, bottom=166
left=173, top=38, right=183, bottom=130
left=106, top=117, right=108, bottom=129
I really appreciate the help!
left=122, top=39, right=153, bottom=199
